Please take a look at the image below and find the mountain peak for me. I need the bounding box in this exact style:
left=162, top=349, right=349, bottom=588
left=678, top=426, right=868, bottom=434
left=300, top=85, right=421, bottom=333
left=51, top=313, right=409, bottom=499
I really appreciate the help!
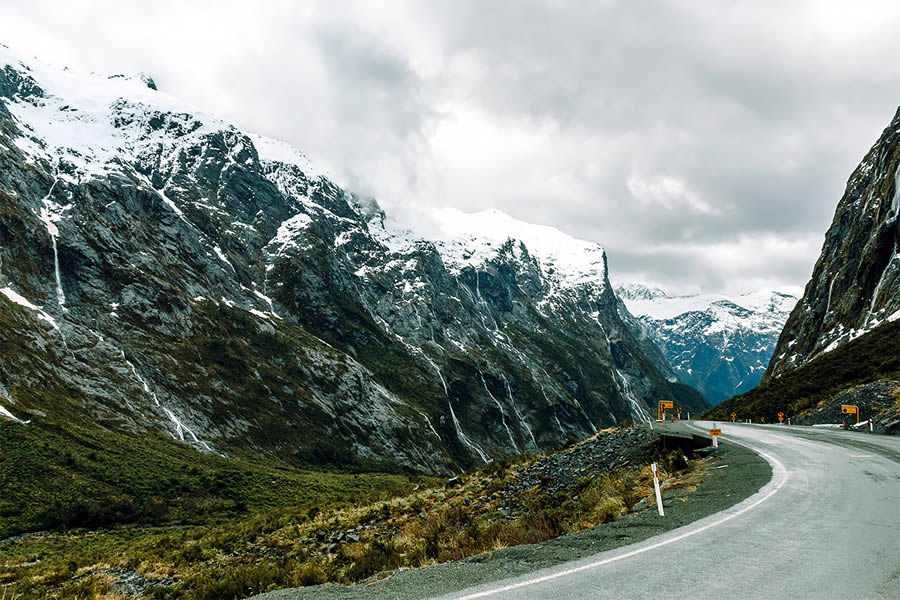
left=615, top=283, right=669, bottom=301
left=374, top=207, right=609, bottom=298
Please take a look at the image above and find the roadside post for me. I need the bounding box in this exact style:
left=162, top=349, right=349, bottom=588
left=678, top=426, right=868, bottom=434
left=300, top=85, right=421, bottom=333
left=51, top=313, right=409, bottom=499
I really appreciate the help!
left=676, top=407, right=682, bottom=420
left=651, top=462, right=664, bottom=516
left=778, top=412, right=784, bottom=423
left=841, top=404, right=859, bottom=425
left=709, top=426, right=722, bottom=448
left=731, top=412, right=736, bottom=422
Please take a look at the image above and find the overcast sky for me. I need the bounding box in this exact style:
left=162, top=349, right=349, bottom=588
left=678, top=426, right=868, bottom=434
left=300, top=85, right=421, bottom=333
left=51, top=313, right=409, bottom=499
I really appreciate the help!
left=2, top=0, right=899, bottom=295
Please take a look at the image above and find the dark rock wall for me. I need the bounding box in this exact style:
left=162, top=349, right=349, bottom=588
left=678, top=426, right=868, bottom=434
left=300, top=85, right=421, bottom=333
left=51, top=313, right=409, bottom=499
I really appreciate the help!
left=765, top=108, right=900, bottom=381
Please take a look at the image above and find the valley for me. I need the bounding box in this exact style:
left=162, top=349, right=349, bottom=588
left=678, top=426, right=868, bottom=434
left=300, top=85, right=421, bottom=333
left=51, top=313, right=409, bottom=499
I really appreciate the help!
left=1, top=11, right=900, bottom=599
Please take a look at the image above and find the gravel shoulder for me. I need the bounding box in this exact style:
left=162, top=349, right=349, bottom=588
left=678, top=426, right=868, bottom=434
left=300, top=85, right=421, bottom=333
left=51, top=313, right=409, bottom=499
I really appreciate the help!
left=252, top=423, right=771, bottom=600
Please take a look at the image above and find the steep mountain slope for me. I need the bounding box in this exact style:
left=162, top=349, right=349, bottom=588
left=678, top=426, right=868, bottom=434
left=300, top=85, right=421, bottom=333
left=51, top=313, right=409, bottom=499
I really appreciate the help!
left=615, top=285, right=796, bottom=404
left=0, top=45, right=681, bottom=475
left=764, top=107, right=900, bottom=380
left=707, top=319, right=899, bottom=424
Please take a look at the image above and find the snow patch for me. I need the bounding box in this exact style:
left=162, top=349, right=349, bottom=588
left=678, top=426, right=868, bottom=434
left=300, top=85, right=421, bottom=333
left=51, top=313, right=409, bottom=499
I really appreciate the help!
left=374, top=207, right=608, bottom=296
left=1, top=286, right=61, bottom=330
left=0, top=401, right=28, bottom=423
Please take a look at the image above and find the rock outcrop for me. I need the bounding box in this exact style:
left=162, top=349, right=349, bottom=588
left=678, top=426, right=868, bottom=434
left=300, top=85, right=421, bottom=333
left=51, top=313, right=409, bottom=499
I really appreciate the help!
left=765, top=108, right=900, bottom=381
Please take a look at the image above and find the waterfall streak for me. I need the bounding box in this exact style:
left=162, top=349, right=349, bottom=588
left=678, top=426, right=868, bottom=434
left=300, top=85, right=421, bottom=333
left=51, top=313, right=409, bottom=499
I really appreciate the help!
left=481, top=373, right=518, bottom=451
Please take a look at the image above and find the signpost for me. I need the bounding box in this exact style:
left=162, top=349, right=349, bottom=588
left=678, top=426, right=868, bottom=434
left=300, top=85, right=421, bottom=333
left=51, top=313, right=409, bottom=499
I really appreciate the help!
left=651, top=462, right=664, bottom=516
left=657, top=400, right=674, bottom=422
left=676, top=407, right=682, bottom=420
left=778, top=412, right=784, bottom=423
left=709, top=427, right=722, bottom=448
left=731, top=412, right=737, bottom=422
left=842, top=404, right=859, bottom=424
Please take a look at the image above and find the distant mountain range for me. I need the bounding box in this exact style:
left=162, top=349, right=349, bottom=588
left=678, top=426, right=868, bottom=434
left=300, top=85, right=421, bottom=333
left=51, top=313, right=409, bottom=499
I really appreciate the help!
left=615, top=285, right=797, bottom=404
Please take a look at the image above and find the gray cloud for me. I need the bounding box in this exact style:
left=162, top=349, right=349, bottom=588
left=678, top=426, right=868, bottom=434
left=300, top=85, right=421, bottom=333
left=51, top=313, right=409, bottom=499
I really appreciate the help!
left=1, top=0, right=898, bottom=295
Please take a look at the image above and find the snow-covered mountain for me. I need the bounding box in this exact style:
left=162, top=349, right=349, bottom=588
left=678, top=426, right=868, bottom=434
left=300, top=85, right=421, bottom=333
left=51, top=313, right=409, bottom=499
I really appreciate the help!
left=615, top=285, right=797, bottom=404
left=0, top=44, right=692, bottom=473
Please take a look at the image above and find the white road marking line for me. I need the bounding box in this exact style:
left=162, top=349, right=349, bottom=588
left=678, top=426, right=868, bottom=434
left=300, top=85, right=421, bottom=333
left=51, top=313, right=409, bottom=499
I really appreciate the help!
left=451, top=441, right=788, bottom=599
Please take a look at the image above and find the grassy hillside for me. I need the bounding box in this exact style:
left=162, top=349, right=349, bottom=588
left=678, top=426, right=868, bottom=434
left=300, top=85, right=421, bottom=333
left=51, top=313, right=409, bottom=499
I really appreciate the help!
left=668, top=382, right=710, bottom=416
left=705, top=320, right=900, bottom=422
left=0, top=426, right=705, bottom=600
left=0, top=415, right=421, bottom=539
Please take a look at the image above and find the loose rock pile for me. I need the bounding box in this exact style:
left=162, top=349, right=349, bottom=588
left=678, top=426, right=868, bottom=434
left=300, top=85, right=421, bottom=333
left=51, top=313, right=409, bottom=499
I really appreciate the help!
left=794, top=380, right=900, bottom=434
left=496, top=427, right=661, bottom=515
left=103, top=567, right=174, bottom=597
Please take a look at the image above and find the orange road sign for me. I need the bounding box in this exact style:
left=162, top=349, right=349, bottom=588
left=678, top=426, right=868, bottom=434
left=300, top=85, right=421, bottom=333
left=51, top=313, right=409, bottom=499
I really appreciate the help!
left=841, top=404, right=859, bottom=424
left=731, top=412, right=737, bottom=422
left=709, top=428, right=722, bottom=436
left=677, top=407, right=682, bottom=413
left=778, top=412, right=784, bottom=422
left=657, top=400, right=674, bottom=421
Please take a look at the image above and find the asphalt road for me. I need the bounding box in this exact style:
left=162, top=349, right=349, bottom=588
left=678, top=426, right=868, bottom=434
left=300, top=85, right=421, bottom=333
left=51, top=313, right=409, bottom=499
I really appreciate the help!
left=436, top=422, right=900, bottom=600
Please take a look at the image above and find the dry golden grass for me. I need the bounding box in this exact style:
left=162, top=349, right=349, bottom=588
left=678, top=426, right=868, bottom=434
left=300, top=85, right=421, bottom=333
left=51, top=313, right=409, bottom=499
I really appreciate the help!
left=3, top=439, right=714, bottom=600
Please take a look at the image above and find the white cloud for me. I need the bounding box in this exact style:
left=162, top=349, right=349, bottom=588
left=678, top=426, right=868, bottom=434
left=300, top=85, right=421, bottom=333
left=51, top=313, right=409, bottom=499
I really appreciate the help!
left=626, top=173, right=719, bottom=215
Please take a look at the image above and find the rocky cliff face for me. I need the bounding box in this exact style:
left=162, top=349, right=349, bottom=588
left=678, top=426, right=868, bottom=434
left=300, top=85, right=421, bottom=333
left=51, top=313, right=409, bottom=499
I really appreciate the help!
left=0, top=46, right=682, bottom=473
left=616, top=285, right=796, bottom=404
left=765, top=108, right=900, bottom=381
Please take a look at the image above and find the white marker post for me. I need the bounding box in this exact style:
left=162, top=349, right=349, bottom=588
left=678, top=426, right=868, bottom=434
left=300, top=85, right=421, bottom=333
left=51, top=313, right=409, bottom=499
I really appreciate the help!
left=651, top=462, right=664, bottom=516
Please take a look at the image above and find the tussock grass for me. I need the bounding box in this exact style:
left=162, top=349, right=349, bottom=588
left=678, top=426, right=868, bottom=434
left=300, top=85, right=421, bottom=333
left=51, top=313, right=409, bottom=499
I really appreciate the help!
left=1, top=436, right=707, bottom=600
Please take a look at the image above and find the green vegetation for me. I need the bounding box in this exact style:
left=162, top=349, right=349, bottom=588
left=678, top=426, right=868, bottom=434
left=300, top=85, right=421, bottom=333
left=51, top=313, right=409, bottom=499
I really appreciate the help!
left=0, top=427, right=705, bottom=600
left=668, top=382, right=710, bottom=415
left=706, top=320, right=900, bottom=421
left=0, top=415, right=415, bottom=538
